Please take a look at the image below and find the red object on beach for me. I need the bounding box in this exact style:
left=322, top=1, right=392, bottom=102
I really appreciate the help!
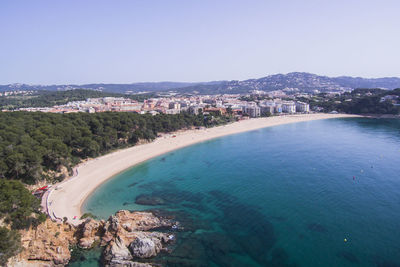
left=37, top=186, right=48, bottom=191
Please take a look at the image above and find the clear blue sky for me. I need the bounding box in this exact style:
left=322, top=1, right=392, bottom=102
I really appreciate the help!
left=1, top=0, right=399, bottom=84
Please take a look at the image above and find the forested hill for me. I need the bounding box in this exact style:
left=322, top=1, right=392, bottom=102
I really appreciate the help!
left=3, top=73, right=400, bottom=94
left=0, top=81, right=224, bottom=94
left=0, top=82, right=193, bottom=93
left=308, top=88, right=400, bottom=114
left=173, top=73, right=400, bottom=94
left=0, top=111, right=233, bottom=184
left=0, top=89, right=154, bottom=109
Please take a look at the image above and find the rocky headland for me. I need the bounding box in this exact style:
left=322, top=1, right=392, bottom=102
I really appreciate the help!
left=8, top=210, right=177, bottom=267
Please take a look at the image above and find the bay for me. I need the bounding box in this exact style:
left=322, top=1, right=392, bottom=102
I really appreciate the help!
left=76, top=118, right=400, bottom=266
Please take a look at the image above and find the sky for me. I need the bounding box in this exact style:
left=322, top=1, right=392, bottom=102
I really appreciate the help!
left=0, top=0, right=399, bottom=84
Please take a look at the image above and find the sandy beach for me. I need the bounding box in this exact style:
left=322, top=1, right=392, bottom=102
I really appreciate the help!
left=47, top=113, right=359, bottom=225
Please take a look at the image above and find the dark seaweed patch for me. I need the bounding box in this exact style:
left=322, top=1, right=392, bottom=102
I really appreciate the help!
left=374, top=259, right=400, bottom=267
left=138, top=180, right=176, bottom=191
left=306, top=223, right=328, bottom=233
left=181, top=203, right=207, bottom=212
left=336, top=250, right=359, bottom=264
left=135, top=194, right=165, bottom=206
left=208, top=190, right=239, bottom=204
left=269, top=247, right=298, bottom=267
left=204, top=160, right=213, bottom=167
left=269, top=215, right=288, bottom=222
left=128, top=182, right=138, bottom=188
left=208, top=190, right=282, bottom=265
left=145, top=189, right=297, bottom=266
left=151, top=189, right=205, bottom=204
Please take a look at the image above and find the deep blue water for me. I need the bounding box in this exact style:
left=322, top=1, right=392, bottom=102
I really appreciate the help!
left=75, top=118, right=400, bottom=266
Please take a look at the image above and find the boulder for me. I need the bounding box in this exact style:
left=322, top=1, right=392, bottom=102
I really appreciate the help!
left=78, top=218, right=104, bottom=248
left=101, top=210, right=176, bottom=265
left=129, top=236, right=161, bottom=258
left=103, top=236, right=132, bottom=264
left=107, top=261, right=153, bottom=267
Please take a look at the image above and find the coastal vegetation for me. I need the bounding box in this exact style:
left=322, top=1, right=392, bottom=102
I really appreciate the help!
left=0, top=227, right=21, bottom=266
left=0, top=111, right=234, bottom=184
left=309, top=88, right=400, bottom=114
left=80, top=212, right=97, bottom=220
left=0, top=179, right=45, bottom=229
left=0, top=179, right=46, bottom=265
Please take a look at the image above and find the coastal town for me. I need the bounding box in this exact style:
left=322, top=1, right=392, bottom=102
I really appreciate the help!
left=15, top=91, right=311, bottom=117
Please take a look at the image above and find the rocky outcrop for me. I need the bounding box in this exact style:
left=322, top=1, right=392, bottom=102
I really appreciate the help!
left=128, top=232, right=168, bottom=258
left=102, top=210, right=175, bottom=266
left=104, top=235, right=133, bottom=264
left=9, top=219, right=76, bottom=266
left=78, top=218, right=104, bottom=249
left=9, top=210, right=177, bottom=267
left=105, top=261, right=153, bottom=267
left=103, top=232, right=172, bottom=266
left=109, top=210, right=172, bottom=231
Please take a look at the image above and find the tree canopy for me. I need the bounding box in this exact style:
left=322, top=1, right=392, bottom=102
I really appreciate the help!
left=0, top=179, right=45, bottom=230
left=0, top=111, right=233, bottom=184
left=0, top=89, right=154, bottom=110
left=309, top=88, right=400, bottom=114
left=0, top=226, right=21, bottom=266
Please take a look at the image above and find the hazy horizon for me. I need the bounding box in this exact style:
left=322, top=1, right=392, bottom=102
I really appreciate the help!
left=1, top=0, right=399, bottom=84
left=3, top=71, right=400, bottom=86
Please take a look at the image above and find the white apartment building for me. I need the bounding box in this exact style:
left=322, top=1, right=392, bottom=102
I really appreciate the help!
left=295, top=102, right=310, bottom=113
left=168, top=102, right=181, bottom=110
left=243, top=106, right=261, bottom=117
left=281, top=102, right=296, bottom=113
left=260, top=105, right=274, bottom=115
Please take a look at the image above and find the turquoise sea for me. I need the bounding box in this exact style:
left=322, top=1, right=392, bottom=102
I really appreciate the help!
left=73, top=118, right=400, bottom=266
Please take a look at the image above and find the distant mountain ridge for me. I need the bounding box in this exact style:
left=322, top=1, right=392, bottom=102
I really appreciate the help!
left=2, top=72, right=400, bottom=94
left=173, top=73, right=400, bottom=94
left=0, top=82, right=208, bottom=93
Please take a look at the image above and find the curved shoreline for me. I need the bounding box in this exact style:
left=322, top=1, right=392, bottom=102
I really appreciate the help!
left=47, top=113, right=360, bottom=225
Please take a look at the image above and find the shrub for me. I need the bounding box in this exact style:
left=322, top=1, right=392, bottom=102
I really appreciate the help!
left=80, top=213, right=97, bottom=220
left=0, top=227, right=21, bottom=265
